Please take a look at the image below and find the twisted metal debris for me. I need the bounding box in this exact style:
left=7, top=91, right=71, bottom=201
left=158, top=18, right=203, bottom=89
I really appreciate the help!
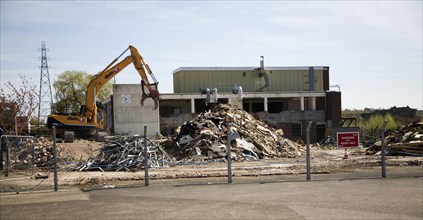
left=74, top=135, right=172, bottom=171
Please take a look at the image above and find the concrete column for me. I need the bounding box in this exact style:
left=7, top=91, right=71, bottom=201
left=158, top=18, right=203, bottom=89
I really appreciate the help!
left=191, top=98, right=195, bottom=113
left=264, top=97, right=268, bottom=112
left=308, top=96, right=316, bottom=110
left=300, top=96, right=305, bottom=111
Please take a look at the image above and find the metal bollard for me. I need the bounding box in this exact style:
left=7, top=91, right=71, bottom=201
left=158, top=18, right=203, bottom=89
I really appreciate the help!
left=6, top=138, right=10, bottom=177
left=381, top=121, right=388, bottom=178
left=53, top=126, right=58, bottom=192
left=306, top=121, right=312, bottom=181
left=227, top=126, right=232, bottom=184
left=31, top=138, right=35, bottom=177
left=144, top=126, right=149, bottom=186
left=227, top=126, right=239, bottom=184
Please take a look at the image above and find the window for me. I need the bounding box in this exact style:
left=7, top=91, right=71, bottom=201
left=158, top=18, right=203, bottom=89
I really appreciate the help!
left=291, top=123, right=302, bottom=139
left=268, top=102, right=284, bottom=113
left=252, top=102, right=264, bottom=112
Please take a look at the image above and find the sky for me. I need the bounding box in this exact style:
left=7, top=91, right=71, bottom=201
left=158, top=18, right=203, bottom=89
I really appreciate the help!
left=1, top=0, right=422, bottom=110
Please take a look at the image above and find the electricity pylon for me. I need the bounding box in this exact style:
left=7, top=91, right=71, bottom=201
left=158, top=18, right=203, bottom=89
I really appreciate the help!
left=37, top=41, right=53, bottom=125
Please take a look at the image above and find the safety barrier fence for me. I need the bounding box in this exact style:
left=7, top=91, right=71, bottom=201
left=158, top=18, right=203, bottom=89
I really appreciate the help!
left=1, top=122, right=412, bottom=193
left=0, top=135, right=58, bottom=192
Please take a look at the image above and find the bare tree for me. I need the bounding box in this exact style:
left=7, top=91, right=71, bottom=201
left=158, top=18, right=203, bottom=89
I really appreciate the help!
left=0, top=75, right=39, bottom=135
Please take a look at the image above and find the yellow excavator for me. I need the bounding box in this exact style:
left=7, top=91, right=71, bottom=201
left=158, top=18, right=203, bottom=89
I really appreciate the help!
left=47, top=45, right=159, bottom=139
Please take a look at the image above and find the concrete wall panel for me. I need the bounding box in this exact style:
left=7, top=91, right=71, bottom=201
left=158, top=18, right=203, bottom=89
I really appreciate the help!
left=113, top=84, right=159, bottom=136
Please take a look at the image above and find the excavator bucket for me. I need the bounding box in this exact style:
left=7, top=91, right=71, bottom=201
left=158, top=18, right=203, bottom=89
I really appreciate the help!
left=140, top=80, right=159, bottom=110
left=141, top=93, right=159, bottom=110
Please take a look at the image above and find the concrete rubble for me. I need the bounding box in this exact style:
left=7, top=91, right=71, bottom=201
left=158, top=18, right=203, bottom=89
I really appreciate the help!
left=2, top=137, right=53, bottom=169
left=162, top=104, right=304, bottom=162
left=3, top=116, right=421, bottom=176
left=366, top=119, right=423, bottom=155
left=0, top=104, right=324, bottom=172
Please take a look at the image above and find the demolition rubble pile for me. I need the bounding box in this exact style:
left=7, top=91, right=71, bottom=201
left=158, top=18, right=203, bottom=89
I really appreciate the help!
left=162, top=104, right=303, bottom=162
left=74, top=135, right=173, bottom=171
left=5, top=137, right=54, bottom=169
left=366, top=119, right=423, bottom=155
left=2, top=138, right=103, bottom=171
left=33, top=138, right=55, bottom=167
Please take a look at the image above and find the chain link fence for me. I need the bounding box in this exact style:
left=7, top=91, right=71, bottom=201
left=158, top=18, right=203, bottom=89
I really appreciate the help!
left=0, top=135, right=58, bottom=192
left=3, top=122, right=418, bottom=192
left=76, top=127, right=389, bottom=189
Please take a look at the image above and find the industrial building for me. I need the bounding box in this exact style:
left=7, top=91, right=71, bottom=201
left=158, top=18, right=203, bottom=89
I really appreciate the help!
left=104, top=60, right=344, bottom=143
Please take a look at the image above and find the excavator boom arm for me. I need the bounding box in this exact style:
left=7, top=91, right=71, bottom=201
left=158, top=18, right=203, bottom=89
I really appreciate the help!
left=128, top=46, right=160, bottom=97
left=84, top=45, right=159, bottom=122
left=85, top=55, right=131, bottom=117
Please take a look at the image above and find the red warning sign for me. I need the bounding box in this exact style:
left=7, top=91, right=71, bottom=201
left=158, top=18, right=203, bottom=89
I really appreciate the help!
left=337, top=132, right=359, bottom=148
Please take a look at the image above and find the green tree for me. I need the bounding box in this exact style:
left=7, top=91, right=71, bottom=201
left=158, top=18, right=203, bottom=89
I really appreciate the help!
left=53, top=70, right=112, bottom=113
left=362, top=113, right=398, bottom=136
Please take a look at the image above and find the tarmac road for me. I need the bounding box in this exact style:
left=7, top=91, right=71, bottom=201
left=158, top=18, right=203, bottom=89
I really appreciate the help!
left=1, top=166, right=422, bottom=219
